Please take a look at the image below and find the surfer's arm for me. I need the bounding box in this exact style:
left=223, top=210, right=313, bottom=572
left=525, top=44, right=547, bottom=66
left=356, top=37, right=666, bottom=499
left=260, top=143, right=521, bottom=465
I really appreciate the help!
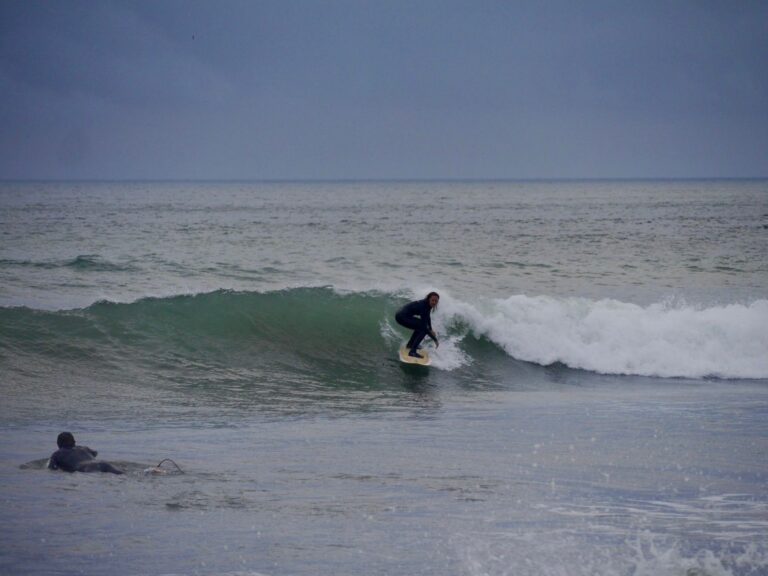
left=423, top=303, right=438, bottom=346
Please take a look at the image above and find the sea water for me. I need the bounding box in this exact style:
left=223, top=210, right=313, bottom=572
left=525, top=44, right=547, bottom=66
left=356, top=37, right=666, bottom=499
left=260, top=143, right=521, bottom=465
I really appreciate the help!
left=1, top=180, right=767, bottom=576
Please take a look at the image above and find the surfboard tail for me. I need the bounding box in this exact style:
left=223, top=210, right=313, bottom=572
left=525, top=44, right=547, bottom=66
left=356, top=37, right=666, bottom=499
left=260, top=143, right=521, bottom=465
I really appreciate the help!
left=398, top=346, right=432, bottom=366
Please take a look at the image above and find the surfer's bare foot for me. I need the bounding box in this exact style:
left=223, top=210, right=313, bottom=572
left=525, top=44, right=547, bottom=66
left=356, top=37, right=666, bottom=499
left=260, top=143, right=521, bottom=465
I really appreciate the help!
left=408, top=350, right=423, bottom=358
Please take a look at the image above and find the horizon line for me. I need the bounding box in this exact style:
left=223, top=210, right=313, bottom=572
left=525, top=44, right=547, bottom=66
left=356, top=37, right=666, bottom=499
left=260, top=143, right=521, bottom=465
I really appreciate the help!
left=2, top=176, right=767, bottom=184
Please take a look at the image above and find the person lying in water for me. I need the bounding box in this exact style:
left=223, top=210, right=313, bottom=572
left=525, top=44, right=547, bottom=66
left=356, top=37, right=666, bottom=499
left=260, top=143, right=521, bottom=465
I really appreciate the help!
left=395, top=291, right=440, bottom=358
left=48, top=432, right=124, bottom=474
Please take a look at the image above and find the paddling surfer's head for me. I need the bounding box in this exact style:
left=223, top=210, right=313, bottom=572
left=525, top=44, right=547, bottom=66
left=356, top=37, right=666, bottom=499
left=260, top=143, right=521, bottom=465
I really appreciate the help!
left=57, top=432, right=76, bottom=449
left=426, top=292, right=440, bottom=309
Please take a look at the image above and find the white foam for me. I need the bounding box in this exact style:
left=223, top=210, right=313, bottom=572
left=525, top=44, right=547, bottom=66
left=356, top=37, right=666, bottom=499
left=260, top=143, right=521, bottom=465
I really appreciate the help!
left=427, top=334, right=471, bottom=371
left=439, top=294, right=768, bottom=379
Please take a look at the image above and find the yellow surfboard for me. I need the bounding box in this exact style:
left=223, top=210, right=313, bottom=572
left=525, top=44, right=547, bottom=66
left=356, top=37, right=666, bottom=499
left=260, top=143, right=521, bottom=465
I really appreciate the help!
left=399, top=346, right=431, bottom=366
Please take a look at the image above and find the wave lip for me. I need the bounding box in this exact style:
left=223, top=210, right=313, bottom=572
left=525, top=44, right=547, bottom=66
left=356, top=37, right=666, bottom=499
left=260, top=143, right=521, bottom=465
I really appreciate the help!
left=445, top=295, right=768, bottom=379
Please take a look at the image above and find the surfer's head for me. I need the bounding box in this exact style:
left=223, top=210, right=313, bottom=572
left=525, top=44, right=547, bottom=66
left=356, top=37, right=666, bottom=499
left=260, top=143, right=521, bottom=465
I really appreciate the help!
left=426, top=292, right=440, bottom=309
left=56, top=432, right=76, bottom=449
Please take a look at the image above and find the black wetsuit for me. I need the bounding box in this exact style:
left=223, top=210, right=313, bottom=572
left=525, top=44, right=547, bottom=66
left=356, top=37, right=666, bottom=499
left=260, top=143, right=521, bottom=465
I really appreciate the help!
left=48, top=446, right=123, bottom=474
left=395, top=298, right=435, bottom=351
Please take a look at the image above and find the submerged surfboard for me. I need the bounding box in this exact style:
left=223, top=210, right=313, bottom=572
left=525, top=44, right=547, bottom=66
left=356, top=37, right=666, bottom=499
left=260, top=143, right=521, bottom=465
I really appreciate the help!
left=398, top=346, right=431, bottom=366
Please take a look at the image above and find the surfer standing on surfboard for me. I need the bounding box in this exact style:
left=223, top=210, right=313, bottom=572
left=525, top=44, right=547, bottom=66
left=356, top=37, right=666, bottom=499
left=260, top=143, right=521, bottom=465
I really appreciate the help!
left=395, top=292, right=440, bottom=358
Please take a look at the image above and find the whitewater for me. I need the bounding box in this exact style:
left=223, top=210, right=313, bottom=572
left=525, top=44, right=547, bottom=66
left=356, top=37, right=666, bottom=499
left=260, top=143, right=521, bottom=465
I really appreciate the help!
left=1, top=180, right=767, bottom=576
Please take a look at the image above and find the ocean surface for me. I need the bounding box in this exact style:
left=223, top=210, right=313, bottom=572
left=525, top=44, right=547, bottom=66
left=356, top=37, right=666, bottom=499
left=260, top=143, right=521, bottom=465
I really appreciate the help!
left=1, top=180, right=767, bottom=576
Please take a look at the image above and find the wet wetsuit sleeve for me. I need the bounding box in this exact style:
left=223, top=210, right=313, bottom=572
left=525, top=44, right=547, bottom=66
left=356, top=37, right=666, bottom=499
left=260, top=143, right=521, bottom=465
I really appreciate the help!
left=47, top=453, right=59, bottom=470
left=84, top=447, right=98, bottom=458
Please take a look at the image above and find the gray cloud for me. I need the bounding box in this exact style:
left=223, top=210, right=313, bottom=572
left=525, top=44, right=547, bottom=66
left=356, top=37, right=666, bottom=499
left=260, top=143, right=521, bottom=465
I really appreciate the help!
left=1, top=0, right=766, bottom=179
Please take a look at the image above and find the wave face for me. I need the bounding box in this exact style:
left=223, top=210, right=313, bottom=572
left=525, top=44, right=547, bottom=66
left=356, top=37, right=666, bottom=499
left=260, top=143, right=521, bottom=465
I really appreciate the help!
left=2, top=288, right=767, bottom=382
left=0, top=288, right=400, bottom=386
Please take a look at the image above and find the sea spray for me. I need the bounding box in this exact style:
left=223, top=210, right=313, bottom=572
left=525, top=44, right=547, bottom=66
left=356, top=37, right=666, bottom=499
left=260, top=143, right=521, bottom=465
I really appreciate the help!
left=459, top=530, right=768, bottom=576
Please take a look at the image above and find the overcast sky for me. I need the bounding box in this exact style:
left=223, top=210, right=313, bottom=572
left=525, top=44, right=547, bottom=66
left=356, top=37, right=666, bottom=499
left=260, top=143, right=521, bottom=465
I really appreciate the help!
left=1, top=1, right=766, bottom=180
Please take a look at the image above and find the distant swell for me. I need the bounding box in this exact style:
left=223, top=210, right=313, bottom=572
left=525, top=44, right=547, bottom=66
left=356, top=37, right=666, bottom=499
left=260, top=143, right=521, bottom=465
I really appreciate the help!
left=1, top=288, right=767, bottom=380
left=0, top=254, right=133, bottom=272
left=64, top=254, right=131, bottom=272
